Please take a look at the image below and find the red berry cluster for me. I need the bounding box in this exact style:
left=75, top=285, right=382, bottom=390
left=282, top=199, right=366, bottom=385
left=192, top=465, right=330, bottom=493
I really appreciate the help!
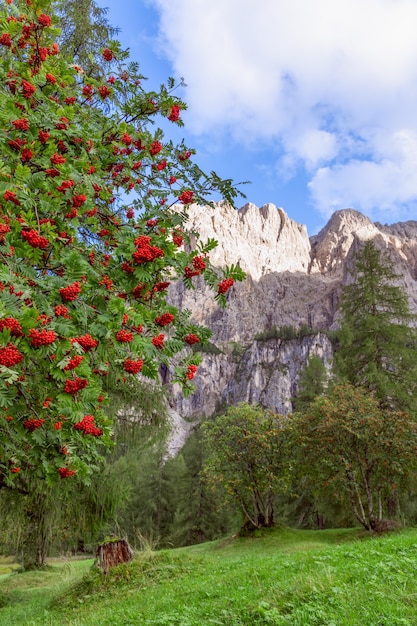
left=178, top=190, right=194, bottom=205
left=72, top=194, right=87, bottom=208
left=51, top=152, right=65, bottom=165
left=152, top=334, right=165, bottom=349
left=57, top=179, right=74, bottom=192
left=178, top=150, right=192, bottom=161
left=124, top=358, right=144, bottom=374
left=132, top=235, right=164, bottom=264
left=0, top=223, right=11, bottom=243
left=131, top=283, right=146, bottom=299
left=38, top=13, right=52, bottom=27
left=29, top=328, right=57, bottom=347
left=154, top=281, right=170, bottom=292
left=172, top=231, right=183, bottom=247
left=0, top=343, right=23, bottom=367
left=149, top=141, right=162, bottom=156
left=65, top=208, right=77, bottom=219
left=72, top=334, right=98, bottom=351
left=155, top=312, right=174, bottom=327
left=218, top=278, right=235, bottom=294
left=21, top=148, right=33, bottom=162
left=21, top=229, right=49, bottom=249
left=0, top=317, right=24, bottom=337
left=184, top=255, right=206, bottom=279
left=37, top=314, right=52, bottom=325
left=0, top=33, right=11, bottom=47
left=184, top=334, right=200, bottom=345
left=60, top=282, right=81, bottom=301
left=121, top=132, right=132, bottom=145
left=168, top=105, right=181, bottom=122
left=21, top=80, right=36, bottom=99
left=64, top=377, right=88, bottom=394
left=8, top=138, right=25, bottom=152
left=3, top=190, right=20, bottom=206
left=24, top=418, right=45, bottom=431
left=55, top=305, right=70, bottom=318
left=192, top=256, right=206, bottom=272
left=58, top=467, right=77, bottom=478
left=99, top=275, right=113, bottom=290
left=38, top=130, right=50, bottom=144
left=12, top=118, right=29, bottom=130
left=98, top=85, right=111, bottom=99
left=74, top=415, right=103, bottom=437
left=116, top=330, right=133, bottom=343
left=102, top=48, right=113, bottom=61
left=63, top=355, right=84, bottom=371
left=186, top=364, right=198, bottom=380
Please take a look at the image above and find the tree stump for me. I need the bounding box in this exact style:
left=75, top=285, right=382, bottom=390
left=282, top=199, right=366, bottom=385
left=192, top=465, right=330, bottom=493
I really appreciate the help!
left=95, top=538, right=134, bottom=574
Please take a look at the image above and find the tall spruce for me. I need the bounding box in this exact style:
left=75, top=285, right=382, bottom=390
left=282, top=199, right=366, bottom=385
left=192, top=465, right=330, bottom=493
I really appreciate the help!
left=292, top=355, right=328, bottom=413
left=335, top=240, right=417, bottom=412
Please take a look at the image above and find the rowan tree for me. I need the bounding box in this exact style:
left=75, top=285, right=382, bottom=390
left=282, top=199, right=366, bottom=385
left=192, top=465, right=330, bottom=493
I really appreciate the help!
left=335, top=240, right=417, bottom=412
left=203, top=403, right=290, bottom=530
left=0, top=0, right=244, bottom=520
left=292, top=384, right=417, bottom=531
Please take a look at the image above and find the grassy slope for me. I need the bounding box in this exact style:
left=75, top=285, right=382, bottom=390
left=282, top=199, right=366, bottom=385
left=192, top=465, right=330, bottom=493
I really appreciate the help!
left=1, top=527, right=417, bottom=625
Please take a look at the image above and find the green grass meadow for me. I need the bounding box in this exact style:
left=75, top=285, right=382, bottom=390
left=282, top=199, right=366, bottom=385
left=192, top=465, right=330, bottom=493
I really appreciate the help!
left=1, top=527, right=417, bottom=625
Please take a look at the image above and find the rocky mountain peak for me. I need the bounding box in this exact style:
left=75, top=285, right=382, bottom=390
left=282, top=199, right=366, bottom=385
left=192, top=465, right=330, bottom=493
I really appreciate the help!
left=168, top=202, right=417, bottom=425
left=310, top=209, right=381, bottom=276
left=184, top=201, right=311, bottom=280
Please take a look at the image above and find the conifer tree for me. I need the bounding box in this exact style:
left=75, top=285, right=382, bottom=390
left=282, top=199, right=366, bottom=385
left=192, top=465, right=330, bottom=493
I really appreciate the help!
left=292, top=354, right=327, bottom=413
left=335, top=240, right=417, bottom=412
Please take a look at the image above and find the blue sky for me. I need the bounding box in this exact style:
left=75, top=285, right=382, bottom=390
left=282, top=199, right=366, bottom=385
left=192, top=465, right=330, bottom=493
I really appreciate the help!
left=98, top=0, right=417, bottom=236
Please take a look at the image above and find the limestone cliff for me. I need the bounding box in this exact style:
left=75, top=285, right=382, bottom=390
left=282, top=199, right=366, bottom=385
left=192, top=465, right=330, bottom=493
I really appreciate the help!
left=167, top=202, right=417, bottom=422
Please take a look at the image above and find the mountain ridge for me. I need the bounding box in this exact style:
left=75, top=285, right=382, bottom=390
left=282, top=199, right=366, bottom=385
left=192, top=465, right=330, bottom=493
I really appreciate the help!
left=167, top=202, right=417, bottom=426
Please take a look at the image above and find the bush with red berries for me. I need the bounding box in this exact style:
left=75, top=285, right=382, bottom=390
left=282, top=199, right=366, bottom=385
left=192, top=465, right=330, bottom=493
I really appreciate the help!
left=0, top=0, right=245, bottom=490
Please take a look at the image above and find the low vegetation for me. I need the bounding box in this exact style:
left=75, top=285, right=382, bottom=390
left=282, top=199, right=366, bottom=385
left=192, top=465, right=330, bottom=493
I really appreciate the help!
left=255, top=324, right=317, bottom=342
left=2, top=527, right=417, bottom=625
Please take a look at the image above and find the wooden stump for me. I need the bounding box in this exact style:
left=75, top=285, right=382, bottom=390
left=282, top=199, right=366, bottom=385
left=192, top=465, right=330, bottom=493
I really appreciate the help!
left=95, top=538, right=133, bottom=574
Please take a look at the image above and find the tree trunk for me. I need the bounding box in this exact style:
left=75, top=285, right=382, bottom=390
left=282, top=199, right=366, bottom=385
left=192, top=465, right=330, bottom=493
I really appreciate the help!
left=96, top=539, right=134, bottom=574
left=22, top=490, right=50, bottom=569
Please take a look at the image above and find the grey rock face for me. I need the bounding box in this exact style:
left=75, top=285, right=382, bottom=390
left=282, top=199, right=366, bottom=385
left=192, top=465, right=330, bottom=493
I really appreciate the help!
left=168, top=203, right=417, bottom=421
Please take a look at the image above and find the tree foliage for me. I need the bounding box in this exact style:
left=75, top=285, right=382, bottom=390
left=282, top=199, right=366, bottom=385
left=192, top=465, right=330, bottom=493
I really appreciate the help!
left=335, top=240, right=417, bottom=411
left=52, top=0, right=119, bottom=79
left=203, top=403, right=290, bottom=530
left=292, top=384, right=417, bottom=530
left=292, top=354, right=327, bottom=413
left=0, top=0, right=245, bottom=508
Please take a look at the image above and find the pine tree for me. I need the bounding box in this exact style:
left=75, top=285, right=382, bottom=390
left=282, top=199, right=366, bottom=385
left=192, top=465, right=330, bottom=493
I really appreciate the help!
left=335, top=240, right=417, bottom=412
left=292, top=354, right=327, bottom=413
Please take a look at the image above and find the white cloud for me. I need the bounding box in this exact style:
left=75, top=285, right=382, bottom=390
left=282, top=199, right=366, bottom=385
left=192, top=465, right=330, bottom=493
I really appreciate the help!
left=309, top=130, right=417, bottom=219
left=150, top=0, right=417, bottom=220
